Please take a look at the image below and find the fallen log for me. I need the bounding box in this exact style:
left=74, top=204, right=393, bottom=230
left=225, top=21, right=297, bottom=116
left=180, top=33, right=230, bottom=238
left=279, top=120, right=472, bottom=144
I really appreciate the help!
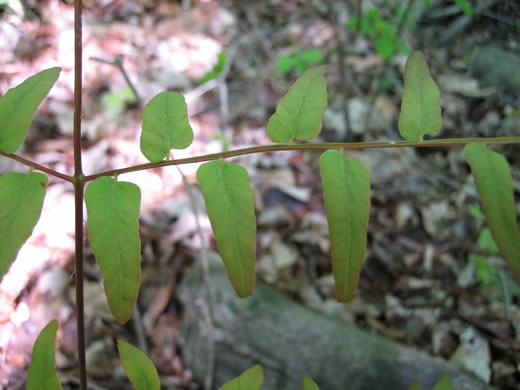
left=179, top=257, right=492, bottom=390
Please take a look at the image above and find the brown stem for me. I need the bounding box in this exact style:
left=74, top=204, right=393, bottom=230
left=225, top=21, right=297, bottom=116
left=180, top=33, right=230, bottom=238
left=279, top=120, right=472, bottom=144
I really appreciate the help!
left=0, top=150, right=73, bottom=182
left=73, top=0, right=87, bottom=389
left=83, top=136, right=520, bottom=182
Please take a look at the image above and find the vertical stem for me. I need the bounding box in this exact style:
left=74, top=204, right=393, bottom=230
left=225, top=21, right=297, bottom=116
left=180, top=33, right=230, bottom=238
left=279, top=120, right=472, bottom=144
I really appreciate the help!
left=73, top=0, right=87, bottom=389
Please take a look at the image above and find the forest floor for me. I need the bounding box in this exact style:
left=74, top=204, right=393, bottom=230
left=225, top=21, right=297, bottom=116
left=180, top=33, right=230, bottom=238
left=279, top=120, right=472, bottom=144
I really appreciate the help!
left=0, top=0, right=519, bottom=389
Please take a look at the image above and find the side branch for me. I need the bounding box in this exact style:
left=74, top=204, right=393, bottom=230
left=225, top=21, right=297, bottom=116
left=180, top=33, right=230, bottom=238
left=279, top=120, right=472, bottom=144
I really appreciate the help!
left=0, top=150, right=73, bottom=182
left=85, top=136, right=520, bottom=181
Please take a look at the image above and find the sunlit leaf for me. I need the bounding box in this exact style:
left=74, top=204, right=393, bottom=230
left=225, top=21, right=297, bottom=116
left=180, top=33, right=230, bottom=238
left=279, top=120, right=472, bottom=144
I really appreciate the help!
left=85, top=176, right=142, bottom=324
left=0, top=67, right=60, bottom=153
left=197, top=160, right=256, bottom=297
left=0, top=171, right=47, bottom=281
left=218, top=364, right=263, bottom=390
left=319, top=150, right=371, bottom=301
left=267, top=65, right=328, bottom=143
left=140, top=91, right=193, bottom=163
left=398, top=51, right=442, bottom=141
left=118, top=339, right=160, bottom=390
left=464, top=143, right=520, bottom=282
left=302, top=375, right=320, bottom=390
left=433, top=374, right=453, bottom=390
left=27, top=320, right=62, bottom=390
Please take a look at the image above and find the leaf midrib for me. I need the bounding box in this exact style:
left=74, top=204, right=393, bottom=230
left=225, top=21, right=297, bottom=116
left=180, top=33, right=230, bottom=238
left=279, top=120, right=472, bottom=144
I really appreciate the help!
left=341, top=157, right=352, bottom=299
left=219, top=161, right=247, bottom=294
left=110, top=179, right=124, bottom=313
left=289, top=72, right=322, bottom=143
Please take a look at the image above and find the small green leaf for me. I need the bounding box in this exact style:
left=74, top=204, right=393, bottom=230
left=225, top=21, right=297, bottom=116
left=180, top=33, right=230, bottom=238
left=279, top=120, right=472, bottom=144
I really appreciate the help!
left=0, top=171, right=47, bottom=281
left=319, top=150, right=371, bottom=301
left=267, top=65, right=328, bottom=143
left=85, top=177, right=142, bottom=324
left=200, top=51, right=228, bottom=84
left=375, top=36, right=395, bottom=61
left=302, top=375, right=320, bottom=390
left=218, top=364, right=263, bottom=390
left=27, top=320, right=62, bottom=390
left=275, top=55, right=298, bottom=74
left=345, top=16, right=358, bottom=31
left=468, top=204, right=485, bottom=220
left=398, top=51, right=442, bottom=141
left=477, top=228, right=499, bottom=254
left=408, top=380, right=422, bottom=390
left=433, top=374, right=453, bottom=390
left=197, top=160, right=256, bottom=297
left=140, top=91, right=193, bottom=163
left=0, top=67, right=61, bottom=154
left=118, top=339, right=160, bottom=390
left=298, top=49, right=324, bottom=69
left=454, top=0, right=472, bottom=16
left=465, top=144, right=520, bottom=282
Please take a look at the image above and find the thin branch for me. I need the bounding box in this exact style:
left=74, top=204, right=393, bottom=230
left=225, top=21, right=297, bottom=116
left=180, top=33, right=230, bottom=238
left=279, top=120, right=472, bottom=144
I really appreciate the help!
left=0, top=150, right=73, bottom=182
left=131, top=304, right=148, bottom=355
left=73, top=0, right=87, bottom=389
left=83, top=136, right=520, bottom=181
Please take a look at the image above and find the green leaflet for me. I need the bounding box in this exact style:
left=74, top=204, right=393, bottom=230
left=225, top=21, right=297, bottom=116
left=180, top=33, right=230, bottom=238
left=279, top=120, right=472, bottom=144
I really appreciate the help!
left=302, top=375, right=320, bottom=390
left=319, top=150, right=371, bottom=301
left=218, top=364, right=263, bottom=390
left=27, top=320, right=63, bottom=390
left=197, top=160, right=256, bottom=297
left=117, top=339, right=160, bottom=390
left=398, top=51, right=442, bottom=141
left=267, top=65, right=328, bottom=143
left=408, top=380, right=422, bottom=390
left=433, top=374, right=453, bottom=390
left=464, top=143, right=520, bottom=281
left=140, top=91, right=194, bottom=163
left=0, top=171, right=48, bottom=281
left=0, top=67, right=61, bottom=154
left=85, top=177, right=142, bottom=324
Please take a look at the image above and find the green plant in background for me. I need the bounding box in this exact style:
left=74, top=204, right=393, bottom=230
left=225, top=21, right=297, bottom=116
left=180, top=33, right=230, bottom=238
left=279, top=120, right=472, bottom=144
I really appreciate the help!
left=213, top=364, right=454, bottom=390
left=100, top=86, right=137, bottom=116
left=346, top=1, right=472, bottom=62
left=200, top=50, right=228, bottom=84
left=0, top=1, right=519, bottom=387
left=275, top=48, right=324, bottom=74
left=466, top=205, right=520, bottom=304
left=454, top=0, right=473, bottom=17
left=346, top=8, right=410, bottom=61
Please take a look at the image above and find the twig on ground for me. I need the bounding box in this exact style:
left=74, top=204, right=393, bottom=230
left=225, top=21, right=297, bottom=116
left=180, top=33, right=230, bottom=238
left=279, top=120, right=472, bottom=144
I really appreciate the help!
left=435, top=0, right=497, bottom=46
left=90, top=55, right=142, bottom=106
left=217, top=43, right=239, bottom=152
left=173, top=160, right=215, bottom=390
left=131, top=303, right=148, bottom=356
